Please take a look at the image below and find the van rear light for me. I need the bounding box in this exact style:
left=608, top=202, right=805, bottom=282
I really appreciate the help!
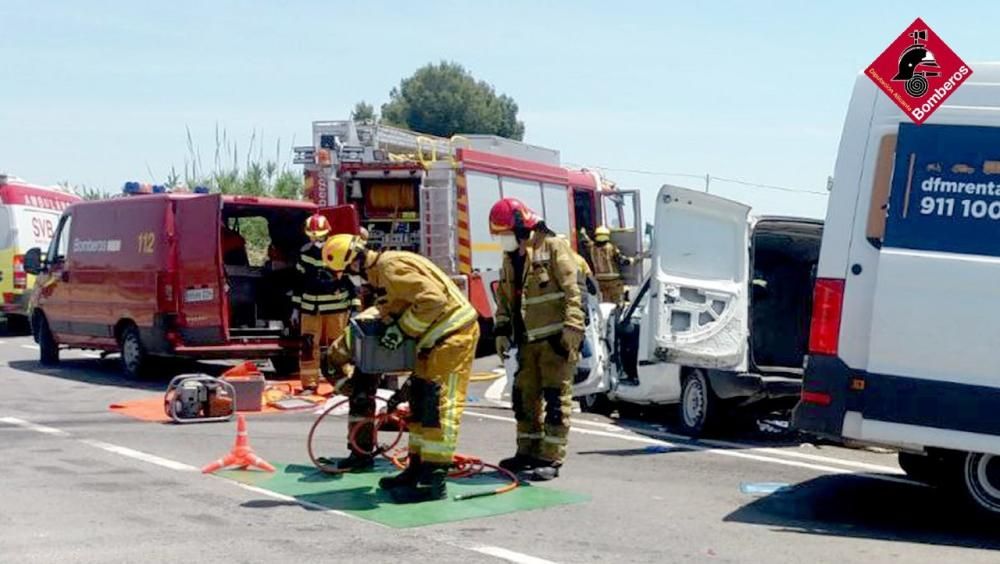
left=808, top=278, right=845, bottom=356
left=801, top=391, right=832, bottom=406
left=13, top=255, right=26, bottom=290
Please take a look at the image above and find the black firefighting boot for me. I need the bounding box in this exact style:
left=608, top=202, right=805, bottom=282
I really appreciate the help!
left=334, top=451, right=374, bottom=471
left=519, top=462, right=561, bottom=482
left=378, top=455, right=422, bottom=490
left=388, top=462, right=448, bottom=504
left=499, top=454, right=541, bottom=473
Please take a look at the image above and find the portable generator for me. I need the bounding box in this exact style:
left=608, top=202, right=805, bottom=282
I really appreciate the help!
left=163, top=375, right=237, bottom=423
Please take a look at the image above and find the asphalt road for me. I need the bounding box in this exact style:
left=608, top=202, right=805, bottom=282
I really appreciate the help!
left=2, top=334, right=998, bottom=564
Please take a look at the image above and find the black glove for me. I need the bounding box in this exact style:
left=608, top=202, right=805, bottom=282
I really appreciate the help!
left=386, top=378, right=412, bottom=413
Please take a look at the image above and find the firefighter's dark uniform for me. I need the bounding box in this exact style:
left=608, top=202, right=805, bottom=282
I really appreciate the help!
left=495, top=235, right=584, bottom=465
left=293, top=242, right=359, bottom=390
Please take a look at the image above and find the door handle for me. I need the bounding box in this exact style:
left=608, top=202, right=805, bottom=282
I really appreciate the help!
left=61, top=271, right=70, bottom=283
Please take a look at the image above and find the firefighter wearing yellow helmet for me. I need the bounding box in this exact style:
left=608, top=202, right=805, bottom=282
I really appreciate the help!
left=321, top=233, right=479, bottom=503
left=291, top=214, right=360, bottom=394
left=586, top=225, right=634, bottom=304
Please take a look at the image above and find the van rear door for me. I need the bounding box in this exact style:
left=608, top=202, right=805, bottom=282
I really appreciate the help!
left=174, top=195, right=226, bottom=344
left=646, top=185, right=750, bottom=371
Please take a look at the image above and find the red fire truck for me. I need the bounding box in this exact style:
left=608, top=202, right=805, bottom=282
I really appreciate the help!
left=295, top=121, right=643, bottom=350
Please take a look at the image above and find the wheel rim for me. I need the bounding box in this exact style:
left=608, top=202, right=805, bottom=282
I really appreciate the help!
left=965, top=453, right=1000, bottom=513
left=683, top=374, right=706, bottom=428
left=123, top=333, right=141, bottom=372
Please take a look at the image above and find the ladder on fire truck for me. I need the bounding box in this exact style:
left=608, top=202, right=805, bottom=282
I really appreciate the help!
left=421, top=164, right=458, bottom=275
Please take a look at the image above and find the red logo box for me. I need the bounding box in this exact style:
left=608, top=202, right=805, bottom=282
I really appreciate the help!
left=866, top=18, right=972, bottom=124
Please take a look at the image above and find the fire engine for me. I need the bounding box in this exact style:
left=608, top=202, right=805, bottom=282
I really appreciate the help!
left=294, top=120, right=643, bottom=351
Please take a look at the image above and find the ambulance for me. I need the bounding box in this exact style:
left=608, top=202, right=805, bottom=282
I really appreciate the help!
left=793, top=63, right=1000, bottom=514
left=0, top=175, right=80, bottom=331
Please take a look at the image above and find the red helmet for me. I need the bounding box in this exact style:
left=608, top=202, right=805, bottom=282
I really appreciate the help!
left=304, top=214, right=331, bottom=240
left=489, top=198, right=540, bottom=235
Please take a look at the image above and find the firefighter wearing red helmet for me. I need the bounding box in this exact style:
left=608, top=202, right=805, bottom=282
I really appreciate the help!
left=490, top=197, right=585, bottom=481
left=292, top=214, right=360, bottom=395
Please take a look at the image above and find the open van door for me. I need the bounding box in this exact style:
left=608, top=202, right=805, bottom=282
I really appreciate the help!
left=598, top=190, right=643, bottom=284
left=647, top=185, right=750, bottom=371
left=174, top=195, right=226, bottom=344
left=319, top=204, right=360, bottom=236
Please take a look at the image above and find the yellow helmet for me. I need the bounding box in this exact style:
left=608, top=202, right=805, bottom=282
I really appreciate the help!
left=594, top=225, right=611, bottom=243
left=322, top=234, right=365, bottom=272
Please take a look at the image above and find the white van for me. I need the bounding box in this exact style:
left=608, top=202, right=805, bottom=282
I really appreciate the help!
left=0, top=176, right=79, bottom=330
left=504, top=185, right=822, bottom=435
left=792, top=63, right=1000, bottom=514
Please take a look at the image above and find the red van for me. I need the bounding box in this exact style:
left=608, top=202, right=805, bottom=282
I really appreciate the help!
left=23, top=193, right=358, bottom=378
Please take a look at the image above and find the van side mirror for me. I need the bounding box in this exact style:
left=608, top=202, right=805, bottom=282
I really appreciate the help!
left=23, top=247, right=44, bottom=275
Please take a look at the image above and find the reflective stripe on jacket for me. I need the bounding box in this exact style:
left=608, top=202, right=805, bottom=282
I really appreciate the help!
left=591, top=242, right=626, bottom=281
left=495, top=234, right=584, bottom=343
left=366, top=251, right=477, bottom=350
left=294, top=243, right=358, bottom=313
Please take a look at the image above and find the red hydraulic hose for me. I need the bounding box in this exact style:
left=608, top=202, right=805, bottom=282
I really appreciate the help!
left=307, top=396, right=518, bottom=499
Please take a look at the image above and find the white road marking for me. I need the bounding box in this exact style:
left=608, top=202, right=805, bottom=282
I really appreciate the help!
left=78, top=439, right=198, bottom=472
left=224, top=481, right=368, bottom=523
left=470, top=545, right=558, bottom=564
left=20, top=344, right=39, bottom=350
left=464, top=410, right=914, bottom=483
left=4, top=414, right=557, bottom=564
left=0, top=416, right=68, bottom=435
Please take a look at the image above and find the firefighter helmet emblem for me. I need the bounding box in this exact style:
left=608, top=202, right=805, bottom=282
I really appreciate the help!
left=891, top=29, right=940, bottom=98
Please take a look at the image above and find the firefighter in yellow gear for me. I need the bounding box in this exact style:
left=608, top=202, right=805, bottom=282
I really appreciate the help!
left=292, top=214, right=360, bottom=394
left=585, top=225, right=635, bottom=304
left=322, top=234, right=479, bottom=503
left=490, top=198, right=584, bottom=481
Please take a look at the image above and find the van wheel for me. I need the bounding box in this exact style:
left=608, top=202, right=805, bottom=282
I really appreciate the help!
left=679, top=369, right=719, bottom=437
left=37, top=314, right=59, bottom=366
left=960, top=452, right=1000, bottom=515
left=580, top=393, right=613, bottom=416
left=119, top=325, right=150, bottom=379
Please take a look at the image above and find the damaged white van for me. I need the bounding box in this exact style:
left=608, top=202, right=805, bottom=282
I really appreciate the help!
left=792, top=63, right=1000, bottom=514
left=505, top=184, right=822, bottom=435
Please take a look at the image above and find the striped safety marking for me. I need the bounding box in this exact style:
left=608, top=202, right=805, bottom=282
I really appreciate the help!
left=455, top=172, right=472, bottom=275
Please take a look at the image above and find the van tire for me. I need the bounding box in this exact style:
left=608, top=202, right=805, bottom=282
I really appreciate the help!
left=119, top=325, right=150, bottom=379
left=580, top=393, right=614, bottom=416
left=679, top=369, right=720, bottom=437
left=958, top=451, right=1000, bottom=515
left=37, top=314, right=59, bottom=366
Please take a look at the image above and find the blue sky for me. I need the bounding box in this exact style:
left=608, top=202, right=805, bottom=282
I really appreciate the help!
left=2, top=1, right=996, bottom=219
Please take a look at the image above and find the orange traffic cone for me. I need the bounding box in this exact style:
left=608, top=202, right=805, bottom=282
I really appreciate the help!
left=201, top=414, right=276, bottom=474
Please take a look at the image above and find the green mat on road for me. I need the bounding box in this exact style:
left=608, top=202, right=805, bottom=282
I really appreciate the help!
left=219, top=462, right=589, bottom=528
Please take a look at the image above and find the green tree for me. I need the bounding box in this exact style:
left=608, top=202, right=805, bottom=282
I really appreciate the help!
left=352, top=101, right=377, bottom=123
left=380, top=61, right=525, bottom=140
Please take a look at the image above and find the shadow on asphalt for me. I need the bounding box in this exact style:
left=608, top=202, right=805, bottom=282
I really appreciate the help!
left=725, top=474, right=1000, bottom=551
left=8, top=357, right=220, bottom=392
left=598, top=406, right=807, bottom=450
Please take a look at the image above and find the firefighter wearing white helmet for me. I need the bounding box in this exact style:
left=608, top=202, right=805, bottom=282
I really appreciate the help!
left=584, top=225, right=634, bottom=304
left=292, top=214, right=360, bottom=395
left=322, top=233, right=479, bottom=503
